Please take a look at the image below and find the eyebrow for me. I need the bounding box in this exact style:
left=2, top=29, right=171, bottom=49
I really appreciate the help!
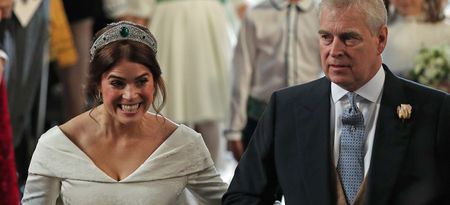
left=318, top=30, right=360, bottom=36
left=107, top=73, right=150, bottom=80
left=341, top=31, right=361, bottom=38
left=318, top=30, right=329, bottom=35
left=317, top=30, right=363, bottom=41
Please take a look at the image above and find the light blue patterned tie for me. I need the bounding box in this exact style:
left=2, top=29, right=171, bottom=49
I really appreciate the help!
left=337, top=92, right=365, bottom=204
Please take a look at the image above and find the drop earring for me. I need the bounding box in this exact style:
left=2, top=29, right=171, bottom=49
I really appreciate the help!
left=96, top=92, right=103, bottom=103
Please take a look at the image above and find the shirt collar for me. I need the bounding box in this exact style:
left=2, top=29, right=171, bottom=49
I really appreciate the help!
left=270, top=0, right=314, bottom=11
left=332, top=65, right=385, bottom=103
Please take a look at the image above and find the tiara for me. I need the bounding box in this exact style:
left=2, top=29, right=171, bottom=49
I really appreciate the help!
left=89, top=21, right=157, bottom=62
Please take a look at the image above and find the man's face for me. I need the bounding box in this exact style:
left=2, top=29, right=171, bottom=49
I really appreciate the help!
left=318, top=7, right=387, bottom=91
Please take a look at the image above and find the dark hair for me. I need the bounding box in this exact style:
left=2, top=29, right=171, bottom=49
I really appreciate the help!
left=423, top=0, right=446, bottom=22
left=86, top=24, right=166, bottom=114
left=389, top=0, right=446, bottom=23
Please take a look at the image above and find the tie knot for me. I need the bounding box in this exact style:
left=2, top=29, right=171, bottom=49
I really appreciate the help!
left=342, top=92, right=363, bottom=126
left=347, top=92, right=357, bottom=107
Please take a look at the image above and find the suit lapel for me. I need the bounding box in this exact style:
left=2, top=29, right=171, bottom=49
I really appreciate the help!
left=294, top=77, right=336, bottom=204
left=365, top=66, right=413, bottom=205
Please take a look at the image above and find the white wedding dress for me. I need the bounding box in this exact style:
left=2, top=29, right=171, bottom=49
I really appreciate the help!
left=22, top=125, right=227, bottom=205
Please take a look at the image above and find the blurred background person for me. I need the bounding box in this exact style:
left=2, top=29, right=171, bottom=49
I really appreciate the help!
left=54, top=0, right=101, bottom=123
left=149, top=0, right=232, bottom=168
left=223, top=0, right=251, bottom=46
left=48, top=0, right=79, bottom=125
left=0, top=0, right=49, bottom=191
left=225, top=0, right=322, bottom=162
left=383, top=0, right=450, bottom=77
left=447, top=0, right=450, bottom=16
left=102, top=0, right=154, bottom=26
left=0, top=0, right=20, bottom=202
left=0, top=61, right=20, bottom=205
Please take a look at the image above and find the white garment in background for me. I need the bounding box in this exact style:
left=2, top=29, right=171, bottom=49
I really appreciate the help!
left=102, top=0, right=155, bottom=19
left=22, top=125, right=227, bottom=205
left=383, top=17, right=450, bottom=76
left=150, top=0, right=231, bottom=123
left=13, top=0, right=43, bottom=27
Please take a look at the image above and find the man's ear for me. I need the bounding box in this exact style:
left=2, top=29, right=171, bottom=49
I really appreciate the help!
left=377, top=25, right=388, bottom=55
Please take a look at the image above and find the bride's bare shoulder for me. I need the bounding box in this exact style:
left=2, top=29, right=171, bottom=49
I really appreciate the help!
left=59, top=111, right=98, bottom=141
left=145, top=112, right=178, bottom=137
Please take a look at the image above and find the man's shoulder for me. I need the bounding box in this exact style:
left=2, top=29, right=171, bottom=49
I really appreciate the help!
left=278, top=77, right=328, bottom=93
left=271, top=77, right=329, bottom=104
left=382, top=66, right=448, bottom=101
left=396, top=76, right=448, bottom=100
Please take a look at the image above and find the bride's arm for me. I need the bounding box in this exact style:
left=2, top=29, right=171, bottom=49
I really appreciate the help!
left=186, top=166, right=228, bottom=205
left=22, top=174, right=61, bottom=205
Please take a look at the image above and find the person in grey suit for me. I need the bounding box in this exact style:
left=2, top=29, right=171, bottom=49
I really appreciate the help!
left=222, top=0, right=450, bottom=204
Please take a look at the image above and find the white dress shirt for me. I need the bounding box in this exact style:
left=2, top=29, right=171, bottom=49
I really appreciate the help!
left=331, top=66, right=385, bottom=176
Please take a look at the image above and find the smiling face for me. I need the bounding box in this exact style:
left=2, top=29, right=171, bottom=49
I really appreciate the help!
left=99, top=59, right=154, bottom=124
left=319, top=6, right=387, bottom=91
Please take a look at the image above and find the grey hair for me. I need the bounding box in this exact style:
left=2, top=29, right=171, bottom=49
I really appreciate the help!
left=319, top=0, right=387, bottom=35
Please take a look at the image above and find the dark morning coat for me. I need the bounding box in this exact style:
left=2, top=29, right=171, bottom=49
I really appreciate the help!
left=222, top=65, right=450, bottom=205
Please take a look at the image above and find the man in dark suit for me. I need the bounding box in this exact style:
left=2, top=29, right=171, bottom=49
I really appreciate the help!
left=222, top=0, right=450, bottom=204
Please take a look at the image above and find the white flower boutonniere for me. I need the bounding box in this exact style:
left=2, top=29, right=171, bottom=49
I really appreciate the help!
left=397, top=104, right=412, bottom=121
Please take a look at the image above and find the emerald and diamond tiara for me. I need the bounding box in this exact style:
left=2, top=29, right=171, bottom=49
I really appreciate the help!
left=89, top=21, right=157, bottom=62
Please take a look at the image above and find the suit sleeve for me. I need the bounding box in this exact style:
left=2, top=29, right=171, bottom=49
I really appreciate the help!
left=225, top=13, right=258, bottom=140
left=223, top=93, right=279, bottom=205
left=437, top=94, right=450, bottom=203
